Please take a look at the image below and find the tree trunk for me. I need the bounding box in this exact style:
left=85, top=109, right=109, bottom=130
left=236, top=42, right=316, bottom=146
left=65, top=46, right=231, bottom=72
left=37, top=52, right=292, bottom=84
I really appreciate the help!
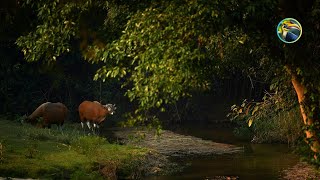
left=285, top=65, right=320, bottom=155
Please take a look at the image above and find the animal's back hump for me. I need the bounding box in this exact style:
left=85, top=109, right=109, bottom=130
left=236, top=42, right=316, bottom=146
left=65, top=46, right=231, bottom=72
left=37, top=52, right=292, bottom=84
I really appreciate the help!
left=79, top=101, right=104, bottom=118
left=79, top=101, right=101, bottom=111
left=45, top=103, right=68, bottom=116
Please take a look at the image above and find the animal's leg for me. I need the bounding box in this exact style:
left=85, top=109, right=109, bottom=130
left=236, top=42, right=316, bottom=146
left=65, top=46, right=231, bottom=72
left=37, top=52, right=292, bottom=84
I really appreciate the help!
left=43, top=120, right=50, bottom=129
left=93, top=123, right=100, bottom=135
left=59, top=124, right=63, bottom=131
left=87, top=123, right=93, bottom=136
left=80, top=122, right=87, bottom=135
left=58, top=125, right=64, bottom=134
left=92, top=123, right=96, bottom=134
left=92, top=123, right=101, bottom=135
left=81, top=122, right=84, bottom=128
left=80, top=114, right=86, bottom=131
left=97, top=126, right=101, bottom=135
left=92, top=127, right=96, bottom=135
left=86, top=121, right=91, bottom=130
left=95, top=124, right=100, bottom=135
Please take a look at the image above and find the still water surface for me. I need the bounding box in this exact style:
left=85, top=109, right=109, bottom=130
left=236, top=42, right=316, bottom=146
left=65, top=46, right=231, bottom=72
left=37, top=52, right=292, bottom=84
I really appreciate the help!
left=146, top=123, right=300, bottom=180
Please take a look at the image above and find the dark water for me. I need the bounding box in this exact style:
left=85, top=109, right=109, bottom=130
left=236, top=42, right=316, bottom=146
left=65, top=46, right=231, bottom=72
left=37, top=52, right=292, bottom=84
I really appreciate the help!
left=146, top=123, right=300, bottom=180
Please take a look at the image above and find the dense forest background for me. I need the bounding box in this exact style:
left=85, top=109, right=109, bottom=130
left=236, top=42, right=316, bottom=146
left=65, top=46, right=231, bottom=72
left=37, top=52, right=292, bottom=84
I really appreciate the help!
left=0, top=0, right=129, bottom=122
left=0, top=0, right=267, bottom=124
left=1, top=0, right=320, bottom=160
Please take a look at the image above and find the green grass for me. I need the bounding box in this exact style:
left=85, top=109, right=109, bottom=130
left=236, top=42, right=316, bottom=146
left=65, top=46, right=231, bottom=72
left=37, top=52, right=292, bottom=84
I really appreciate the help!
left=0, top=117, right=150, bottom=179
left=233, top=106, right=303, bottom=144
left=251, top=106, right=303, bottom=144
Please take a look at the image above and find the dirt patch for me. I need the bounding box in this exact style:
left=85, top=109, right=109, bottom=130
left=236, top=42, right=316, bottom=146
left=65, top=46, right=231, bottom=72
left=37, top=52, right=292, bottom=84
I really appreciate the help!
left=106, top=127, right=243, bottom=177
left=132, top=150, right=182, bottom=177
left=110, top=128, right=243, bottom=157
left=281, top=161, right=320, bottom=180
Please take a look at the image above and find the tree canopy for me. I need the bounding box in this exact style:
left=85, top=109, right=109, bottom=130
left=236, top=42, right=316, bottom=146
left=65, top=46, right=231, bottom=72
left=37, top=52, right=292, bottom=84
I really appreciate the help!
left=9, top=0, right=320, bottom=159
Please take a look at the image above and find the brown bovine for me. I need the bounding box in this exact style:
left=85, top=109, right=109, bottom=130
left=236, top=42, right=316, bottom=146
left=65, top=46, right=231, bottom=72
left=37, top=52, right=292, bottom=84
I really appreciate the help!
left=25, top=102, right=68, bottom=129
left=78, top=100, right=116, bottom=132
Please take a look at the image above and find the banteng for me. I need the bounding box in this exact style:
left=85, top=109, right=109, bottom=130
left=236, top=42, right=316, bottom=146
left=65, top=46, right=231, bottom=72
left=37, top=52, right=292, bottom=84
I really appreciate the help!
left=25, top=102, right=68, bottom=130
left=78, top=100, right=116, bottom=133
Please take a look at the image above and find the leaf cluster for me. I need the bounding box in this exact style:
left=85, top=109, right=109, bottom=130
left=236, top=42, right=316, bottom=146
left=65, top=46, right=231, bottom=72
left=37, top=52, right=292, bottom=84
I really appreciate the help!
left=92, top=0, right=265, bottom=124
left=14, top=0, right=320, bottom=129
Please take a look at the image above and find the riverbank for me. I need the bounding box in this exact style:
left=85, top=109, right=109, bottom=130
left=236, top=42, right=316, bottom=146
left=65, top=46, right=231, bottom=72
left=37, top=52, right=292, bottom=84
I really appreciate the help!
left=3, top=117, right=317, bottom=180
left=281, top=161, right=320, bottom=180
left=0, top=119, right=178, bottom=179
left=110, top=127, right=243, bottom=157
left=110, top=125, right=320, bottom=180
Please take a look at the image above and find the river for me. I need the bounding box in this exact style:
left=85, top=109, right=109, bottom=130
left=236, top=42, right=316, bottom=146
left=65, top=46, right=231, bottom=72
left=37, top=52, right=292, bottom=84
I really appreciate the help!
left=145, top=123, right=300, bottom=180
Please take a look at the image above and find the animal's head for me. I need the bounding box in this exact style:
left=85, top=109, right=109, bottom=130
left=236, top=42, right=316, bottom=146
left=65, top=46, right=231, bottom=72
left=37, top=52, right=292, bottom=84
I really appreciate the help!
left=23, top=114, right=42, bottom=126
left=104, top=104, right=116, bottom=115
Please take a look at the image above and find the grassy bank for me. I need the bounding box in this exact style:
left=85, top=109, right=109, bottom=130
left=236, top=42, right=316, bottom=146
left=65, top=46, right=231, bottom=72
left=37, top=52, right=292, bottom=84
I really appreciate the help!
left=0, top=117, right=166, bottom=179
left=232, top=106, right=303, bottom=144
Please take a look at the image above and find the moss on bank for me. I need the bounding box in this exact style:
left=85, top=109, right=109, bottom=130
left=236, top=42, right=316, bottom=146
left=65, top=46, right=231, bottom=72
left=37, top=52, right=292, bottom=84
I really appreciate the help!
left=0, top=117, right=172, bottom=179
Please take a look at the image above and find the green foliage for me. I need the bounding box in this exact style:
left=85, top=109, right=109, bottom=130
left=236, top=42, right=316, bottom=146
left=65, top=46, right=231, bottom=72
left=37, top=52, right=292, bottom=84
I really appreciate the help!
left=253, top=106, right=303, bottom=144
left=71, top=136, right=108, bottom=155
left=10, top=0, right=151, bottom=125
left=16, top=0, right=150, bottom=64
left=70, top=169, right=104, bottom=180
left=16, top=0, right=81, bottom=63
left=12, top=0, right=320, bottom=152
left=93, top=0, right=240, bottom=124
left=294, top=136, right=320, bottom=168
left=229, top=80, right=303, bottom=144
left=118, top=154, right=145, bottom=179
left=232, top=104, right=303, bottom=144
left=88, top=0, right=285, bottom=126
left=25, top=142, right=39, bottom=159
left=0, top=117, right=156, bottom=179
left=280, top=2, right=320, bottom=157
left=13, top=0, right=287, bottom=127
left=232, top=122, right=254, bottom=141
left=22, top=123, right=81, bottom=144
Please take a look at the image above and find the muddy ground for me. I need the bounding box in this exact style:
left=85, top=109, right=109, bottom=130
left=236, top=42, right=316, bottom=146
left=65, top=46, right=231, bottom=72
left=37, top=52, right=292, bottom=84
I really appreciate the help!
left=110, top=127, right=243, bottom=157
left=107, top=127, right=243, bottom=177
left=281, top=161, right=320, bottom=180
left=109, top=127, right=320, bottom=179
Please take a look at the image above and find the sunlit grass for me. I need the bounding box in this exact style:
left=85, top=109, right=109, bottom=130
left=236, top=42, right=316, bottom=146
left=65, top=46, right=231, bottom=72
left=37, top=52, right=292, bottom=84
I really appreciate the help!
left=252, top=106, right=303, bottom=144
left=0, top=117, right=149, bottom=179
left=234, top=106, right=303, bottom=144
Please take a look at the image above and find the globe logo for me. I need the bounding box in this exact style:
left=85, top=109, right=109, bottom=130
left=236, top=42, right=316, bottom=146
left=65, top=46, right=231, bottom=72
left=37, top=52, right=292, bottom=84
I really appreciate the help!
left=277, top=18, right=302, bottom=43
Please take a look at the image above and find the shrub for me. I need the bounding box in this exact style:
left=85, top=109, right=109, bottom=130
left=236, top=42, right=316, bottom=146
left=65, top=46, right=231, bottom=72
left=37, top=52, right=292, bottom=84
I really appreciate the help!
left=229, top=89, right=303, bottom=144
left=70, top=169, right=104, bottom=180
left=25, top=142, right=39, bottom=159
left=21, top=122, right=82, bottom=145
left=71, top=136, right=108, bottom=155
left=117, top=154, right=144, bottom=179
left=252, top=106, right=303, bottom=144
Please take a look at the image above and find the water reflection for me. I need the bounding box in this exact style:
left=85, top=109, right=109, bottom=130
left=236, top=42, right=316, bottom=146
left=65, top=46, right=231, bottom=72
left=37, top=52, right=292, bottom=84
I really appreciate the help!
left=145, top=123, right=299, bottom=180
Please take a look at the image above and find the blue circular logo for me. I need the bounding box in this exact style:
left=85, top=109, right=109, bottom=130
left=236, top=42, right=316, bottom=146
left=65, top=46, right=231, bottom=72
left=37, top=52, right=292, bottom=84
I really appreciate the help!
left=277, top=18, right=302, bottom=43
